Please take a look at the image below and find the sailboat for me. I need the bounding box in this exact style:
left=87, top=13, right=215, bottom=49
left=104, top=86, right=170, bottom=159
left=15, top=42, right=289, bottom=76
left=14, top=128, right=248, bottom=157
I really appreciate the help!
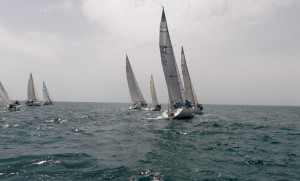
left=42, top=81, right=54, bottom=105
left=0, top=81, right=21, bottom=111
left=181, top=47, right=203, bottom=115
left=126, top=55, right=147, bottom=109
left=159, top=8, right=194, bottom=119
left=25, top=73, right=42, bottom=106
left=150, top=75, right=161, bottom=111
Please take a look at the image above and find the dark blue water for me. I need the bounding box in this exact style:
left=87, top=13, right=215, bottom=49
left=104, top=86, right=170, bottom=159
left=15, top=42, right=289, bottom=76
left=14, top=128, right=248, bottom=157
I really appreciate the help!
left=0, top=103, right=299, bottom=180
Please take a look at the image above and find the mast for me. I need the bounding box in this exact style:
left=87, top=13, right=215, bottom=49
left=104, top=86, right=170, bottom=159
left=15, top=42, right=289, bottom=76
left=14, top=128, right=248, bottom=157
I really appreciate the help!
left=181, top=46, right=198, bottom=105
left=150, top=75, right=159, bottom=107
left=159, top=8, right=186, bottom=106
left=126, top=55, right=146, bottom=104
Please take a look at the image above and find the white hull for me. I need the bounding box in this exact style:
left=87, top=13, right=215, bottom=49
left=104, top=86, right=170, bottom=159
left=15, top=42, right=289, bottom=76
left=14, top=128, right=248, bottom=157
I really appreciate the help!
left=162, top=107, right=194, bottom=119
left=25, top=102, right=42, bottom=106
left=193, top=106, right=203, bottom=115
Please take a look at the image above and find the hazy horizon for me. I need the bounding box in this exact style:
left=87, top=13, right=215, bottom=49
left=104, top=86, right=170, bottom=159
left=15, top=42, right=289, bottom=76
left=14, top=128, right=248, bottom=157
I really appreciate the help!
left=0, top=0, right=299, bottom=106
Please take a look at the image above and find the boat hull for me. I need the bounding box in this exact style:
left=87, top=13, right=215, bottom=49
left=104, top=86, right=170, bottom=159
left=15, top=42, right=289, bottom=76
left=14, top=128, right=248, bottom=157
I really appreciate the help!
left=8, top=105, right=21, bottom=111
left=25, top=102, right=42, bottom=106
left=43, top=101, right=54, bottom=105
left=152, top=105, right=161, bottom=111
left=193, top=106, right=203, bottom=115
left=162, top=107, right=194, bottom=119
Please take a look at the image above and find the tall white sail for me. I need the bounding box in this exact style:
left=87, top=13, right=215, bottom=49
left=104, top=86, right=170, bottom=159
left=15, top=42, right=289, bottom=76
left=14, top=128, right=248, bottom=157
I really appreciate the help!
left=43, top=81, right=53, bottom=103
left=159, top=8, right=186, bottom=105
left=126, top=55, right=146, bottom=104
left=0, top=81, right=11, bottom=107
left=27, top=73, right=40, bottom=102
left=150, top=75, right=159, bottom=107
left=181, top=47, right=198, bottom=105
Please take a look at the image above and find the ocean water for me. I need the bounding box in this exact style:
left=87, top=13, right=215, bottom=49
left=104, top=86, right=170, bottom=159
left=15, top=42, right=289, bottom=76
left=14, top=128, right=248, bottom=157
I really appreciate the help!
left=0, top=103, right=299, bottom=180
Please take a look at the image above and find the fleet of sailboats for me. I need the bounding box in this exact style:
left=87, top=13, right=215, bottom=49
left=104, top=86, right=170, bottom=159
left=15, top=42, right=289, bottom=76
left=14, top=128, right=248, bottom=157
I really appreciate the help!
left=122, top=8, right=203, bottom=118
left=0, top=74, right=55, bottom=110
left=1, top=8, right=203, bottom=118
left=126, top=55, right=147, bottom=109
left=25, top=73, right=42, bottom=106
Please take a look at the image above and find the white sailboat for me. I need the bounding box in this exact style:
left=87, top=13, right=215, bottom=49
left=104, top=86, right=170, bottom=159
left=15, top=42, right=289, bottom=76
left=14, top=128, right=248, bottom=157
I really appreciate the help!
left=150, top=75, right=161, bottom=111
left=181, top=47, right=203, bottom=115
left=25, top=73, right=42, bottom=106
left=43, top=81, right=54, bottom=105
left=0, top=81, right=21, bottom=111
left=159, top=8, right=194, bottom=119
left=126, top=55, right=147, bottom=109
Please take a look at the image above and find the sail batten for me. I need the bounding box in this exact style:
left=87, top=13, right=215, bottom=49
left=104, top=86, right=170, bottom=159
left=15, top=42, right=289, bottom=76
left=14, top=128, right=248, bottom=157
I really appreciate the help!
left=126, top=55, right=146, bottom=104
left=159, top=8, right=186, bottom=105
left=181, top=47, right=198, bottom=105
left=0, top=81, right=11, bottom=108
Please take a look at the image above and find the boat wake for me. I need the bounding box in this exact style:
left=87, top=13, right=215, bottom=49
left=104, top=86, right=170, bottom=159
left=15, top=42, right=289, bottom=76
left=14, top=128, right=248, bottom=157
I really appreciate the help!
left=147, top=115, right=165, bottom=120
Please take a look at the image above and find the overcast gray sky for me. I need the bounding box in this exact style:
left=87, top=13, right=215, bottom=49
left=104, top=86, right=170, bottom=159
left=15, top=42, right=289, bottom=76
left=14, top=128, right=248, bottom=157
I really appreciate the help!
left=0, top=0, right=299, bottom=106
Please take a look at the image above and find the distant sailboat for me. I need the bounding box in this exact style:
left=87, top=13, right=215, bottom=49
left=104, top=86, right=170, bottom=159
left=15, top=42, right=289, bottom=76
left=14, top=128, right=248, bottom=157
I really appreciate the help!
left=181, top=47, right=203, bottom=115
left=0, top=81, right=21, bottom=111
left=150, top=75, right=161, bottom=111
left=43, top=81, right=54, bottom=105
left=126, top=55, right=147, bottom=109
left=25, top=73, right=42, bottom=106
left=159, top=8, right=194, bottom=119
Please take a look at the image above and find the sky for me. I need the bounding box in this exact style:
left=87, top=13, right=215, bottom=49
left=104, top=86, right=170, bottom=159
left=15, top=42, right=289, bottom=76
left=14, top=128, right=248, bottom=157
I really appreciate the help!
left=0, top=0, right=299, bottom=106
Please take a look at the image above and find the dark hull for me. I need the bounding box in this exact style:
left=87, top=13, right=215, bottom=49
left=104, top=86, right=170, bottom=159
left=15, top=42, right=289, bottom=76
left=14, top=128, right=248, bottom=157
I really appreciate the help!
left=43, top=102, right=54, bottom=105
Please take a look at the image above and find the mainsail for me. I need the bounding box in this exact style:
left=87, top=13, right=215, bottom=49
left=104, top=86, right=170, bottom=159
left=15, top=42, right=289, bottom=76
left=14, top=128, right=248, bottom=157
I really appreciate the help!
left=150, top=75, right=159, bottom=107
left=0, top=81, right=11, bottom=107
left=181, top=47, right=198, bottom=105
left=126, top=55, right=146, bottom=104
left=159, top=8, right=186, bottom=105
left=27, top=73, right=40, bottom=102
left=43, top=81, right=53, bottom=103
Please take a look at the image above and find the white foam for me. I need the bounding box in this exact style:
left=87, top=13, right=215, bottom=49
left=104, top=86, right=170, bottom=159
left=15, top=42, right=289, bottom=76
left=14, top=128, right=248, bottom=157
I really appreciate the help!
left=33, top=160, right=47, bottom=165
left=60, top=120, right=67, bottom=123
left=147, top=115, right=165, bottom=120
left=2, top=124, right=9, bottom=128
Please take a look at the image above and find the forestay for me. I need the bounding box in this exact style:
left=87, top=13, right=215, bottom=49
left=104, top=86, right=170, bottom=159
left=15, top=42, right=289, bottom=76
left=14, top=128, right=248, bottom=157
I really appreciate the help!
left=0, top=81, right=11, bottom=107
left=181, top=47, right=198, bottom=105
left=27, top=73, right=40, bottom=102
left=150, top=75, right=159, bottom=107
left=126, top=55, right=146, bottom=104
left=43, top=81, right=53, bottom=102
left=159, top=9, right=186, bottom=105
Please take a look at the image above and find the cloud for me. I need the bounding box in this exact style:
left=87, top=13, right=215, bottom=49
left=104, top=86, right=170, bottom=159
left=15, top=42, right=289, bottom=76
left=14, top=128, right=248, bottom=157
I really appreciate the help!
left=0, top=25, right=64, bottom=60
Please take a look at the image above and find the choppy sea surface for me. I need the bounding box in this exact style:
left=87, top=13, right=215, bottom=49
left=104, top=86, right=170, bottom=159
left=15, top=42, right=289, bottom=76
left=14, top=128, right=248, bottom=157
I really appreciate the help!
left=0, top=102, right=299, bottom=180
